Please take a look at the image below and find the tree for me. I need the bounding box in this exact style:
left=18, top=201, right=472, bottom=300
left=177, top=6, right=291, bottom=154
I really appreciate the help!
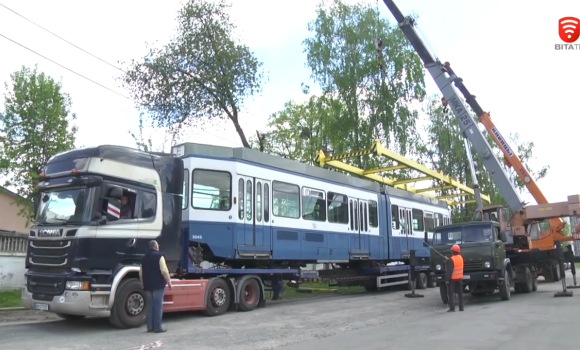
left=128, top=113, right=177, bottom=153
left=120, top=0, right=264, bottom=148
left=302, top=0, right=425, bottom=160
left=250, top=95, right=349, bottom=164
left=0, top=65, right=78, bottom=220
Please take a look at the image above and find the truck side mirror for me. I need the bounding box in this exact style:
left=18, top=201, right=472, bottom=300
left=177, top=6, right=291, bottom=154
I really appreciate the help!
left=423, top=231, right=429, bottom=247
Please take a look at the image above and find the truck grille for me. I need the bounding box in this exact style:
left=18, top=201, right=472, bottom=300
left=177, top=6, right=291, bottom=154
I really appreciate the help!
left=464, top=261, right=485, bottom=271
left=27, top=276, right=65, bottom=295
left=28, top=239, right=71, bottom=267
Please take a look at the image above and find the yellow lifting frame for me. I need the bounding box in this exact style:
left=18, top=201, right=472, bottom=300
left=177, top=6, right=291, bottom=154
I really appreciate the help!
left=315, top=139, right=491, bottom=207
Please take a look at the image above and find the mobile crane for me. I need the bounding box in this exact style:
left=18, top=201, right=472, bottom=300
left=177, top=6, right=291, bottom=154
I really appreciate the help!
left=382, top=0, right=580, bottom=286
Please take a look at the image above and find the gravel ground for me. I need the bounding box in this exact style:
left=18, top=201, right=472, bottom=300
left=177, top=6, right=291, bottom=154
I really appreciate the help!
left=1, top=279, right=577, bottom=350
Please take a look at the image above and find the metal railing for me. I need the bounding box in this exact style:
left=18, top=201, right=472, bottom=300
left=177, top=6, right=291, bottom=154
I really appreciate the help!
left=0, top=230, right=28, bottom=255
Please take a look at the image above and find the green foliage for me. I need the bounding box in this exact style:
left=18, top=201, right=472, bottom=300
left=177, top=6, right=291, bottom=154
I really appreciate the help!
left=302, top=0, right=425, bottom=157
left=0, top=65, right=77, bottom=221
left=120, top=0, right=265, bottom=148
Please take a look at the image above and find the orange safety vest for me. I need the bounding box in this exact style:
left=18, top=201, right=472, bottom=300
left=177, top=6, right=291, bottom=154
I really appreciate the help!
left=450, top=255, right=464, bottom=280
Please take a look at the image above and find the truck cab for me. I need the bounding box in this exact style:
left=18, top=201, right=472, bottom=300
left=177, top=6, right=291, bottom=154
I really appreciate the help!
left=427, top=220, right=527, bottom=303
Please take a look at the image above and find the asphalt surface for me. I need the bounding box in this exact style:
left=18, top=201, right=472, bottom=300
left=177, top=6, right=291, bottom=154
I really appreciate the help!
left=1, top=277, right=578, bottom=350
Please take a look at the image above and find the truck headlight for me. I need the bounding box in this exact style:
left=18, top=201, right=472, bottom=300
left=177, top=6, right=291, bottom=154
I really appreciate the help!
left=436, top=264, right=442, bottom=271
left=65, top=281, right=89, bottom=290
left=484, top=261, right=491, bottom=268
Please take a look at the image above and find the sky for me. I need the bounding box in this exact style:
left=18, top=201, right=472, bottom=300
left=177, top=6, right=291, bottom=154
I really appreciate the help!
left=0, top=0, right=579, bottom=206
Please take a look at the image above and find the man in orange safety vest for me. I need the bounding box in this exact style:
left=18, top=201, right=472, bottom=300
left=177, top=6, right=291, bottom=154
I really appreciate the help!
left=445, top=244, right=464, bottom=312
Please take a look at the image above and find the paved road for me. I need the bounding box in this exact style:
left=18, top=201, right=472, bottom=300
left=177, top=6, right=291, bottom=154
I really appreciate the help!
left=1, top=278, right=578, bottom=350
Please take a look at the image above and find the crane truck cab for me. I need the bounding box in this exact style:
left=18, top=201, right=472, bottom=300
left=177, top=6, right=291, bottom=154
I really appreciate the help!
left=427, top=220, right=538, bottom=304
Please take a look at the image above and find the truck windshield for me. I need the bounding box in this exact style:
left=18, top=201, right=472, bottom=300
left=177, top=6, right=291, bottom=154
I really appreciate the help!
left=35, top=188, right=91, bottom=224
left=433, top=223, right=495, bottom=245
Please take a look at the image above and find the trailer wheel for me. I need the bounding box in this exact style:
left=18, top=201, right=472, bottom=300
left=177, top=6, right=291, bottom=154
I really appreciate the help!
left=203, top=278, right=230, bottom=316
left=109, top=278, right=147, bottom=329
left=520, top=267, right=533, bottom=293
left=439, top=283, right=448, bottom=304
left=499, top=270, right=511, bottom=301
left=237, top=278, right=260, bottom=312
left=416, top=273, right=428, bottom=290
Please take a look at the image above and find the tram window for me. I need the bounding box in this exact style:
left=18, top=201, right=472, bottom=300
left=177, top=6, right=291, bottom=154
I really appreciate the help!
left=272, top=181, right=300, bottom=219
left=302, top=187, right=326, bottom=222
left=256, top=182, right=262, bottom=222
left=246, top=179, right=252, bottom=221
left=391, top=204, right=399, bottom=229
left=424, top=215, right=435, bottom=232
left=264, top=183, right=270, bottom=222
left=191, top=169, right=232, bottom=211
left=361, top=202, right=368, bottom=232
left=368, top=200, right=378, bottom=227
left=412, top=209, right=424, bottom=231
left=182, top=169, right=189, bottom=210
left=327, top=192, right=348, bottom=224
left=435, top=213, right=443, bottom=227
left=238, top=178, right=244, bottom=220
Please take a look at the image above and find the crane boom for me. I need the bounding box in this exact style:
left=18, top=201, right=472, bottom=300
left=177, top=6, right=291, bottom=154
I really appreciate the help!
left=382, top=0, right=524, bottom=215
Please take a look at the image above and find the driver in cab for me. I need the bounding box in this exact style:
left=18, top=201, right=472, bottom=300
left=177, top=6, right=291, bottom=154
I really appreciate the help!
left=120, top=194, right=133, bottom=219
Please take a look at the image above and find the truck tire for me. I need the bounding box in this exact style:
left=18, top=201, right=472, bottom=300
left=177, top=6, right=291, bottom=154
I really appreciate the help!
left=237, top=278, right=260, bottom=312
left=56, top=313, right=86, bottom=321
left=520, top=267, right=533, bottom=293
left=203, top=278, right=230, bottom=316
left=439, top=283, right=448, bottom=304
left=532, top=276, right=538, bottom=292
left=109, top=278, right=147, bottom=329
left=499, top=270, right=511, bottom=301
left=427, top=273, right=436, bottom=288
left=416, top=272, right=428, bottom=290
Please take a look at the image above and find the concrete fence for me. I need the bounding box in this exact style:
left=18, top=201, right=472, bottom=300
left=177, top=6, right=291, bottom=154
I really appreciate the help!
left=0, top=230, right=27, bottom=290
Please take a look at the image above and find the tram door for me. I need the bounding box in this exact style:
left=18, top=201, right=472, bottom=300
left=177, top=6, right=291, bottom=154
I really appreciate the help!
left=349, top=198, right=370, bottom=255
left=398, top=207, right=412, bottom=255
left=237, top=176, right=272, bottom=251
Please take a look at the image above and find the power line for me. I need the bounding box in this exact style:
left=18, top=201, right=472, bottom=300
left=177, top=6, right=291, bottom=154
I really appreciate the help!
left=0, top=2, right=125, bottom=73
left=0, top=32, right=129, bottom=100
left=0, top=32, right=130, bottom=100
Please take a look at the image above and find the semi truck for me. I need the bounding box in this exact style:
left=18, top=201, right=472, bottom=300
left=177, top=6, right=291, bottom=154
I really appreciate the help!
left=21, top=142, right=458, bottom=328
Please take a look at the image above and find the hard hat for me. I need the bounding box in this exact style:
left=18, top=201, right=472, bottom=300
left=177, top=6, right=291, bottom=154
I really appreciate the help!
left=451, top=244, right=460, bottom=253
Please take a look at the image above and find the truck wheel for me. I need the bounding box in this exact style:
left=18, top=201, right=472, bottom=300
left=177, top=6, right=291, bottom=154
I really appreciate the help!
left=56, top=313, right=86, bottom=321
left=499, top=270, right=511, bottom=301
left=427, top=273, right=436, bottom=288
left=532, top=276, right=538, bottom=292
left=416, top=273, right=428, bottom=290
left=439, top=283, right=449, bottom=304
left=514, top=283, right=522, bottom=294
left=520, top=267, right=533, bottom=293
left=237, top=278, right=260, bottom=312
left=109, top=278, right=147, bottom=329
left=203, top=278, right=230, bottom=316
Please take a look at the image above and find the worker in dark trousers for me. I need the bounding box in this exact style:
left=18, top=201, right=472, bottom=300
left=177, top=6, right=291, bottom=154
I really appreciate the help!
left=140, top=240, right=173, bottom=333
left=445, top=244, right=464, bottom=312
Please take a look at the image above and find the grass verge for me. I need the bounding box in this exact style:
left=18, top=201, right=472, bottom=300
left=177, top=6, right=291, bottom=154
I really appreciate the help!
left=0, top=289, right=21, bottom=308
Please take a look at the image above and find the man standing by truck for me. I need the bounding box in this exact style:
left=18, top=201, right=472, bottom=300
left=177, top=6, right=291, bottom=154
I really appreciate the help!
left=140, top=240, right=173, bottom=333
left=445, top=244, right=464, bottom=312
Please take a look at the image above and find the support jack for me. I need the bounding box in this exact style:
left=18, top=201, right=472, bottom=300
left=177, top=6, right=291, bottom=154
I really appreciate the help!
left=565, top=245, right=580, bottom=289
left=404, top=250, right=424, bottom=298
left=555, top=242, right=573, bottom=297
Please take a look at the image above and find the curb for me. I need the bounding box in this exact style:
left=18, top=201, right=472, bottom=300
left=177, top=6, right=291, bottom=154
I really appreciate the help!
left=0, top=307, right=25, bottom=312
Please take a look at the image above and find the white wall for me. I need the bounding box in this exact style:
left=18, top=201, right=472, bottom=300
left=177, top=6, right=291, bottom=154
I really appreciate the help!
left=0, top=254, right=26, bottom=290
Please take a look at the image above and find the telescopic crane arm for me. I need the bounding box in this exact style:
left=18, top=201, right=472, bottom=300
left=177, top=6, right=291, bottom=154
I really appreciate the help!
left=381, top=0, right=524, bottom=216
